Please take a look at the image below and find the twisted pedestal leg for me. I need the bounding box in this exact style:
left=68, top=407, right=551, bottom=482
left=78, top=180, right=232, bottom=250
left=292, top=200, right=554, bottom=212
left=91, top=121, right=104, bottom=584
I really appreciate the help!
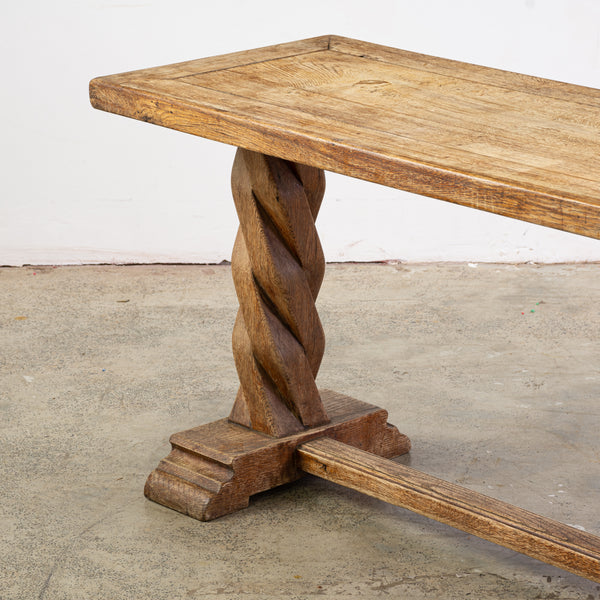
left=229, top=149, right=329, bottom=437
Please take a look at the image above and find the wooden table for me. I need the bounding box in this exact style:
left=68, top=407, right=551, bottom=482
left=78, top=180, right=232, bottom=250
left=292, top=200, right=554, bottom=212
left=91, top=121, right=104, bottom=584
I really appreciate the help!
left=90, top=35, right=600, bottom=583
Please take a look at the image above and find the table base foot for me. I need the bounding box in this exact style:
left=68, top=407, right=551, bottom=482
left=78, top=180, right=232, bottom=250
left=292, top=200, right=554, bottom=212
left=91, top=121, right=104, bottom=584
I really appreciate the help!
left=144, top=389, right=410, bottom=520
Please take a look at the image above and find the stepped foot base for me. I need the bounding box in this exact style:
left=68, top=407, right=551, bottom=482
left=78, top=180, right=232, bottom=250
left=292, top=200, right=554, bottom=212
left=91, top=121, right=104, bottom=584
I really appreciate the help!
left=144, top=390, right=411, bottom=520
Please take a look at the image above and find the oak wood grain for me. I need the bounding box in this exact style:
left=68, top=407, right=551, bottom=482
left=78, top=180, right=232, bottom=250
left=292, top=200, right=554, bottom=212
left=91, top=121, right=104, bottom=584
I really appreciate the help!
left=90, top=35, right=600, bottom=239
left=297, top=437, right=600, bottom=583
left=99, top=36, right=330, bottom=85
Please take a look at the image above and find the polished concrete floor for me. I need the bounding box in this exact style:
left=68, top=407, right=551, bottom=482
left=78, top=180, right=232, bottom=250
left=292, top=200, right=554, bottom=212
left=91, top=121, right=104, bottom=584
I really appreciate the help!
left=1, top=263, right=599, bottom=599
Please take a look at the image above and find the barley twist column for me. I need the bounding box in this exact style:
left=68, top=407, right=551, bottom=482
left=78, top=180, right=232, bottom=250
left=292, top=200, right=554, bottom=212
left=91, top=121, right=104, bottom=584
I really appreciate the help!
left=228, top=148, right=330, bottom=437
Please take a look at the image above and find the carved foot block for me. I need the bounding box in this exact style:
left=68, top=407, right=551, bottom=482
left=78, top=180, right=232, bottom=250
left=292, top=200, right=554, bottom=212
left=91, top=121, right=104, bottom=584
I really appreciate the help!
left=144, top=390, right=411, bottom=521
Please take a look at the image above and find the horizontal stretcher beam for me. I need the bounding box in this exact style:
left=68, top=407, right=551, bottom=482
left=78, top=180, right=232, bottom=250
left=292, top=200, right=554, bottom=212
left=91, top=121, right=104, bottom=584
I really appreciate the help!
left=297, top=437, right=600, bottom=583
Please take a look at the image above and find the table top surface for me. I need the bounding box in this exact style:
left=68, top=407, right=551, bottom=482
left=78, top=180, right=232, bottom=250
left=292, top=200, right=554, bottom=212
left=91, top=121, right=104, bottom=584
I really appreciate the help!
left=90, top=35, right=600, bottom=239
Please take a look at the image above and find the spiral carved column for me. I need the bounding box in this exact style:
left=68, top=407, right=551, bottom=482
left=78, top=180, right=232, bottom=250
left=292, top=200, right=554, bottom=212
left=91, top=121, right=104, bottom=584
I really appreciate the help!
left=228, top=148, right=330, bottom=437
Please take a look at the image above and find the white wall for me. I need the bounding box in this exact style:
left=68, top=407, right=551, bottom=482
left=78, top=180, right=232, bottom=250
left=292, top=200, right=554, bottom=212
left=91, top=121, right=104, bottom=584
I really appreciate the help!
left=1, top=0, right=599, bottom=266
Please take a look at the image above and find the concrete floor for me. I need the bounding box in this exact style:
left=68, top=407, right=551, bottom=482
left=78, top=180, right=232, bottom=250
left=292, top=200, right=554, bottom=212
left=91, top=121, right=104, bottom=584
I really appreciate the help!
left=1, top=263, right=600, bottom=599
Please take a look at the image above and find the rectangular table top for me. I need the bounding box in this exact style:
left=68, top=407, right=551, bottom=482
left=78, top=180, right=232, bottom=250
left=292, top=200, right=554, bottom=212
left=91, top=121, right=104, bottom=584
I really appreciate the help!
left=90, top=35, right=600, bottom=239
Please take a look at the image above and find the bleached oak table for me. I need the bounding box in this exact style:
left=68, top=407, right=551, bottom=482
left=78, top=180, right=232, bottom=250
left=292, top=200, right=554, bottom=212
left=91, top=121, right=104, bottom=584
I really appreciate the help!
left=90, top=35, right=600, bottom=583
